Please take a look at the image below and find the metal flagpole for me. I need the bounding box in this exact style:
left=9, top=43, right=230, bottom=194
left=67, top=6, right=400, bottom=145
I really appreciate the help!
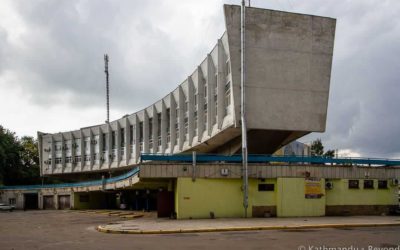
left=241, top=0, right=249, bottom=218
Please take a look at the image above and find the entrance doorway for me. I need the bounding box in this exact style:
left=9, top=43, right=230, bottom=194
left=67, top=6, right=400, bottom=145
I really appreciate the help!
left=24, top=193, right=38, bottom=210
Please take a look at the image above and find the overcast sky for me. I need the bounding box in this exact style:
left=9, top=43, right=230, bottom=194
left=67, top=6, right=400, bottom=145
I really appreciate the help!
left=1, top=0, right=399, bottom=158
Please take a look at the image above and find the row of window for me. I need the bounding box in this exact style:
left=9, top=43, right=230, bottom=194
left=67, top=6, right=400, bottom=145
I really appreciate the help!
left=348, top=180, right=388, bottom=189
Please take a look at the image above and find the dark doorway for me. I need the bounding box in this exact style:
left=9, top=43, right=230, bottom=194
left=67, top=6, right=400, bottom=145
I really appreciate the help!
left=43, top=195, right=54, bottom=209
left=157, top=191, right=174, bottom=217
left=24, top=193, right=38, bottom=210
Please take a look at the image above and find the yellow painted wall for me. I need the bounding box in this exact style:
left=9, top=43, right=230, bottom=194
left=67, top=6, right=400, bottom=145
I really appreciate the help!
left=276, top=178, right=326, bottom=217
left=175, top=178, right=277, bottom=219
left=326, top=179, right=398, bottom=205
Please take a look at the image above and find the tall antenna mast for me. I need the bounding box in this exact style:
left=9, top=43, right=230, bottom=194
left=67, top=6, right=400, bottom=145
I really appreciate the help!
left=104, top=54, right=110, bottom=123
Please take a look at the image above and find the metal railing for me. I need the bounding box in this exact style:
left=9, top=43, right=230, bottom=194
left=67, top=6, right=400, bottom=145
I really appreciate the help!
left=140, top=153, right=400, bottom=166
left=0, top=167, right=140, bottom=190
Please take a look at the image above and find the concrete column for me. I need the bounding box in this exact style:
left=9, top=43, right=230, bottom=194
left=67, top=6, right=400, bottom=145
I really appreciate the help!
left=50, top=135, right=55, bottom=174
left=178, top=86, right=185, bottom=150
left=107, top=123, right=112, bottom=168
left=161, top=101, right=167, bottom=153
left=116, top=122, right=121, bottom=166
left=207, top=54, right=216, bottom=135
left=197, top=66, right=205, bottom=142
left=152, top=105, right=158, bottom=153
left=143, top=111, right=149, bottom=153
left=170, top=94, right=177, bottom=154
left=217, top=39, right=226, bottom=129
left=188, top=76, right=195, bottom=146
left=125, top=117, right=130, bottom=165
left=98, top=128, right=104, bottom=166
left=89, top=129, right=94, bottom=170
left=61, top=134, right=65, bottom=172
left=79, top=130, right=84, bottom=171
left=134, top=115, right=140, bottom=162
left=71, top=133, right=76, bottom=170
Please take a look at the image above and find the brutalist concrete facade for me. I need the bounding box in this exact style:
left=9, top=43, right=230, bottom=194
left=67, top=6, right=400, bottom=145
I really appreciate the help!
left=38, top=5, right=336, bottom=176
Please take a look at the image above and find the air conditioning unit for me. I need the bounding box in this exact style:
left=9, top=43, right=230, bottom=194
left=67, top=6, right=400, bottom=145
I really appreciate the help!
left=325, top=181, right=334, bottom=190
left=391, top=179, right=399, bottom=186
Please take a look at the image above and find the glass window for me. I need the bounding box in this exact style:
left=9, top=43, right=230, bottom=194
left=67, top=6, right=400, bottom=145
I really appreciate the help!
left=258, top=184, right=274, bottom=191
left=120, top=128, right=125, bottom=146
left=363, top=180, right=374, bottom=189
left=378, top=180, right=388, bottom=189
left=348, top=180, right=359, bottom=189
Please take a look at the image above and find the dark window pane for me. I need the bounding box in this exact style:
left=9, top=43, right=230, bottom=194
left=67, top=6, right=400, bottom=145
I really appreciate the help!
left=348, top=180, right=359, bottom=189
left=258, top=184, right=274, bottom=191
left=363, top=180, right=374, bottom=189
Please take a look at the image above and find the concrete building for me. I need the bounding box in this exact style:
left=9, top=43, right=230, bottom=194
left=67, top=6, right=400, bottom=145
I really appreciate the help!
left=37, top=4, right=335, bottom=176
left=1, top=5, right=399, bottom=218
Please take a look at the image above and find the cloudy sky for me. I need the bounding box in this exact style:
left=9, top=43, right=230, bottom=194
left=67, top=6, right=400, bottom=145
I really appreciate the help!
left=1, top=0, right=399, bottom=158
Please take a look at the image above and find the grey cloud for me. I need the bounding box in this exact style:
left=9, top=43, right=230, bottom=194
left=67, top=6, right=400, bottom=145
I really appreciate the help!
left=2, top=0, right=400, bottom=158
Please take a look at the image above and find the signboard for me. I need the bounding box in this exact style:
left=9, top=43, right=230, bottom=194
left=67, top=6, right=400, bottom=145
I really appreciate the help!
left=305, top=177, right=323, bottom=199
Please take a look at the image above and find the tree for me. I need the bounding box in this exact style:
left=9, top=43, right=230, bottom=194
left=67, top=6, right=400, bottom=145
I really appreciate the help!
left=310, top=138, right=335, bottom=158
left=0, top=126, right=41, bottom=185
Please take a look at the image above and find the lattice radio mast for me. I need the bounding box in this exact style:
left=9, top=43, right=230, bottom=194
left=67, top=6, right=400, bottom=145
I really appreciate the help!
left=104, top=54, right=110, bottom=123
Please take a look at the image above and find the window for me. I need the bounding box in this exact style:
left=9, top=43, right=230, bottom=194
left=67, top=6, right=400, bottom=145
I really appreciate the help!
left=120, top=128, right=125, bottom=147
left=65, top=156, right=72, bottom=163
left=363, top=180, right=374, bottom=189
left=55, top=158, right=62, bottom=164
left=149, top=118, right=153, bottom=138
left=102, top=133, right=107, bottom=151
left=130, top=125, right=134, bottom=145
left=111, top=131, right=116, bottom=149
left=378, top=180, right=388, bottom=189
left=166, top=109, right=170, bottom=132
left=226, top=60, right=231, bottom=76
left=74, top=156, right=81, bottom=163
left=258, top=184, right=274, bottom=191
left=9, top=198, right=16, bottom=205
left=224, top=82, right=231, bottom=116
left=348, top=180, right=359, bottom=189
left=84, top=155, right=91, bottom=162
left=139, top=122, right=143, bottom=143
left=157, top=113, right=162, bottom=136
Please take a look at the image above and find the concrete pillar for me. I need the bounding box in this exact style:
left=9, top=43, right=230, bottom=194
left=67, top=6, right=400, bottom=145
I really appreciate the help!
left=178, top=86, right=185, bottom=150
left=217, top=39, right=226, bottom=129
left=197, top=66, right=205, bottom=142
left=188, top=76, right=195, bottom=146
left=206, top=54, right=215, bottom=136
left=161, top=101, right=167, bottom=153
left=170, top=94, right=177, bottom=154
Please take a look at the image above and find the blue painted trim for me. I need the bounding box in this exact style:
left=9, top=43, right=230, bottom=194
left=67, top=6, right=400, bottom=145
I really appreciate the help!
left=0, top=167, right=140, bottom=190
left=140, top=153, right=400, bottom=166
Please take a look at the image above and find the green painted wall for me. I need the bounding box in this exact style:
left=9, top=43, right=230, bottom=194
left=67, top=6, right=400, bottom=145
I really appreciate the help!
left=326, top=179, right=398, bottom=205
left=73, top=192, right=105, bottom=209
left=175, top=178, right=277, bottom=219
left=276, top=178, right=326, bottom=217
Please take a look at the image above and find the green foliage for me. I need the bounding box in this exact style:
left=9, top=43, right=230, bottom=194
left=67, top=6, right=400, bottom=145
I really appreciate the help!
left=0, top=125, right=41, bottom=185
left=311, top=138, right=335, bottom=158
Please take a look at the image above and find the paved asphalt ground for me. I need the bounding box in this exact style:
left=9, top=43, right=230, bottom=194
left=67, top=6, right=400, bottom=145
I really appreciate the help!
left=0, top=210, right=399, bottom=250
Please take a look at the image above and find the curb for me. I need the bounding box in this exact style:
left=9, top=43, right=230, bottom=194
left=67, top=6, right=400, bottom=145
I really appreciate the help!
left=96, top=222, right=400, bottom=234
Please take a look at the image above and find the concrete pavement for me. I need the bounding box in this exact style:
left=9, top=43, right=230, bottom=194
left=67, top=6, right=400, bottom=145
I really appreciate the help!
left=96, top=215, right=400, bottom=234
